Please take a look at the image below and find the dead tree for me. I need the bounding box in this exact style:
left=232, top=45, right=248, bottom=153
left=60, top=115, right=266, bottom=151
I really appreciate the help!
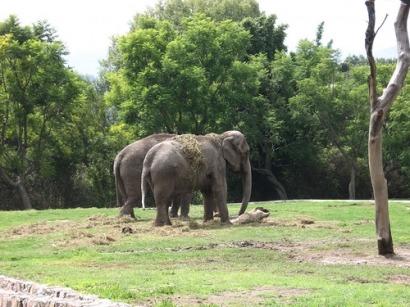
left=365, top=0, right=410, bottom=255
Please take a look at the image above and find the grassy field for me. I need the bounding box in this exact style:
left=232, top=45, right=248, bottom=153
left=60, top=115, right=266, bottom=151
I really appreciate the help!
left=1, top=200, right=410, bottom=306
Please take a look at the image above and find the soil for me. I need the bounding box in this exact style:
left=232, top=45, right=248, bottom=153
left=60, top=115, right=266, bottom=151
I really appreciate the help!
left=3, top=213, right=410, bottom=306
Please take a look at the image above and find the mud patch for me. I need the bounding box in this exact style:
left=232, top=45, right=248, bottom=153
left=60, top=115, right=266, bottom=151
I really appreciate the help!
left=327, top=202, right=374, bottom=208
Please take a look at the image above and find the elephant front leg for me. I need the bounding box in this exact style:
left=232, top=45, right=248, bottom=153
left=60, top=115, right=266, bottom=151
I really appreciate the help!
left=216, top=202, right=231, bottom=224
left=202, top=190, right=214, bottom=222
left=212, top=183, right=231, bottom=224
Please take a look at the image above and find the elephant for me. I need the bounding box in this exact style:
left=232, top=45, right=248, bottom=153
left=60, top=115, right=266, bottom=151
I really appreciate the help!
left=113, top=133, right=191, bottom=218
left=141, top=131, right=252, bottom=226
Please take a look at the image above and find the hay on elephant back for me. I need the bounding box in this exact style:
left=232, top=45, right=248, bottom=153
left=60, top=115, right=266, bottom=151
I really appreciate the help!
left=173, top=134, right=204, bottom=177
left=205, top=132, right=224, bottom=146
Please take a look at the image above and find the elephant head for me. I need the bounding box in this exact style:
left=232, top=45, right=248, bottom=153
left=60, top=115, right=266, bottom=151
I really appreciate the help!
left=220, top=131, right=252, bottom=215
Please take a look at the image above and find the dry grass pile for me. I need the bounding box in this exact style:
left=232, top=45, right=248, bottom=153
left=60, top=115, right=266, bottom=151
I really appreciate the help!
left=204, top=132, right=223, bottom=146
left=173, top=134, right=204, bottom=176
left=2, top=213, right=212, bottom=249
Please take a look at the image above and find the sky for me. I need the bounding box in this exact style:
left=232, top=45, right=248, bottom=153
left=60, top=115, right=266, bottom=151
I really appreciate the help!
left=0, top=0, right=401, bottom=76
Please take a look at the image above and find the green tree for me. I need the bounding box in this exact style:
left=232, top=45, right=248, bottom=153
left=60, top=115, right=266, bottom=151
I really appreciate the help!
left=103, top=3, right=292, bottom=201
left=241, top=14, right=287, bottom=61
left=238, top=14, right=289, bottom=200
left=0, top=16, right=81, bottom=209
left=111, top=14, right=258, bottom=136
left=45, top=78, right=116, bottom=208
left=288, top=23, right=370, bottom=199
left=384, top=71, right=410, bottom=198
left=144, top=0, right=260, bottom=28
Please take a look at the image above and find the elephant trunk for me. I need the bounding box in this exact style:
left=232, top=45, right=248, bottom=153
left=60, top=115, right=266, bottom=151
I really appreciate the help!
left=238, top=160, right=252, bottom=215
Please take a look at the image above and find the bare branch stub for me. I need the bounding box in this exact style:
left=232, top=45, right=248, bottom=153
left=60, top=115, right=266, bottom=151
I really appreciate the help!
left=375, top=14, right=389, bottom=38
left=402, top=0, right=410, bottom=7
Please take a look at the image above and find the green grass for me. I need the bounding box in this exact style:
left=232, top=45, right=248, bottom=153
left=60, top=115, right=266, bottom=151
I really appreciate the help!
left=1, top=200, right=410, bottom=306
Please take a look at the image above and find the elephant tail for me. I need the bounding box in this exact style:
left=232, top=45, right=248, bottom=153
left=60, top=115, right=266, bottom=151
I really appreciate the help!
left=141, top=165, right=150, bottom=210
left=113, top=153, right=126, bottom=207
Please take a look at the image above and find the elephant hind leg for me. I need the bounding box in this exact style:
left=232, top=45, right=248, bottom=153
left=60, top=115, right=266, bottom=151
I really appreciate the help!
left=169, top=201, right=179, bottom=218
left=154, top=189, right=173, bottom=226
left=119, top=196, right=139, bottom=219
left=155, top=202, right=172, bottom=226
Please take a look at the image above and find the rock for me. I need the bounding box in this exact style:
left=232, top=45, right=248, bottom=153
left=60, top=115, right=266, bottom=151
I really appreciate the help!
left=231, top=207, right=270, bottom=224
left=0, top=275, right=131, bottom=307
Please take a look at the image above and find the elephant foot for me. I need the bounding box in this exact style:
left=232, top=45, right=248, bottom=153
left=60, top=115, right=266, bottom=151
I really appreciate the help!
left=119, top=206, right=136, bottom=219
left=203, top=216, right=214, bottom=223
left=118, top=215, right=137, bottom=221
left=118, top=213, right=137, bottom=220
left=220, top=219, right=232, bottom=225
left=219, top=214, right=232, bottom=225
left=155, top=219, right=172, bottom=226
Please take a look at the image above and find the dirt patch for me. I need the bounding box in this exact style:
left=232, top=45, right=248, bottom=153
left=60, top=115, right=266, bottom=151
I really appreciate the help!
left=163, top=239, right=410, bottom=269
left=3, top=214, right=138, bottom=248
left=389, top=274, right=410, bottom=285
left=327, top=202, right=374, bottom=208
left=2, top=214, right=214, bottom=248
left=169, top=286, right=310, bottom=306
left=4, top=215, right=408, bottom=270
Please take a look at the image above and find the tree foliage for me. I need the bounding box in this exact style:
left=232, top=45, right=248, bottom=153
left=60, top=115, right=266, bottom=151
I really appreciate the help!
left=0, top=16, right=115, bottom=210
left=0, top=16, right=80, bottom=209
left=109, top=14, right=264, bottom=135
left=2, top=0, right=410, bottom=210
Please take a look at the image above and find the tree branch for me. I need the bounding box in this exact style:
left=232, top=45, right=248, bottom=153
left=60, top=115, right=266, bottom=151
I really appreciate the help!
left=0, top=166, right=18, bottom=187
left=379, top=1, right=410, bottom=110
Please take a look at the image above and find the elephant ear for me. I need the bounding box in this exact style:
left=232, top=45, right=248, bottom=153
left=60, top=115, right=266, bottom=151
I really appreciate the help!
left=222, top=136, right=241, bottom=171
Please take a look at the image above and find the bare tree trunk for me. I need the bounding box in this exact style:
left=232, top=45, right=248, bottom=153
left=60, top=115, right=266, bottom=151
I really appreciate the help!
left=348, top=166, right=356, bottom=200
left=0, top=167, right=33, bottom=210
left=16, top=176, right=33, bottom=210
left=254, top=167, right=288, bottom=200
left=365, top=0, right=410, bottom=255
left=315, top=113, right=358, bottom=200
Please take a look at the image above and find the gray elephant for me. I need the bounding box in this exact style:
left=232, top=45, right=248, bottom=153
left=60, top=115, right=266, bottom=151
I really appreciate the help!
left=113, top=133, right=191, bottom=218
left=141, top=131, right=252, bottom=226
